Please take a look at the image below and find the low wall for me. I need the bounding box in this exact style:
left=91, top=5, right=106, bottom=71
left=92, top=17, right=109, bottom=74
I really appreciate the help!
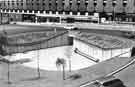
left=1, top=31, right=73, bottom=55
left=73, top=39, right=131, bottom=62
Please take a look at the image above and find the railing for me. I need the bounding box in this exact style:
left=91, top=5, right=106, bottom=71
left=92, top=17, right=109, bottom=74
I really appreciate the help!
left=109, top=51, right=130, bottom=59
left=106, top=57, right=135, bottom=77
left=74, top=48, right=99, bottom=63
left=79, top=50, right=133, bottom=87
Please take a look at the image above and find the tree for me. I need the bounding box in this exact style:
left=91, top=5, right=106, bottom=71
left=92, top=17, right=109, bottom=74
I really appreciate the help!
left=114, top=0, right=124, bottom=13
left=71, top=0, right=78, bottom=12
left=56, top=58, right=66, bottom=80
left=104, top=0, right=113, bottom=13
left=125, top=0, right=135, bottom=13
left=50, top=0, right=56, bottom=12
left=95, top=0, right=104, bottom=12
left=78, top=0, right=86, bottom=12
left=57, top=0, right=63, bottom=11
left=44, top=0, right=50, bottom=11
left=37, top=45, right=40, bottom=79
left=1, top=30, right=11, bottom=84
left=64, top=46, right=72, bottom=72
left=64, top=0, right=70, bottom=12
left=87, top=0, right=95, bottom=12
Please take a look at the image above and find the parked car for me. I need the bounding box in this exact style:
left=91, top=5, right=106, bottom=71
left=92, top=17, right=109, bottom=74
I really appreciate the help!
left=64, top=24, right=78, bottom=30
left=81, top=76, right=126, bottom=87
left=123, top=31, right=135, bottom=39
left=91, top=76, right=126, bottom=87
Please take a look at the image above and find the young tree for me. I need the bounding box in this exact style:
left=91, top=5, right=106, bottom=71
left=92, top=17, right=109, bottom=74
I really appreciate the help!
left=44, top=0, right=50, bottom=11
left=87, top=0, right=95, bottom=12
left=64, top=0, right=70, bottom=12
left=57, top=0, right=63, bottom=11
left=37, top=45, right=40, bottom=79
left=50, top=0, right=56, bottom=12
left=78, top=0, right=86, bottom=12
left=125, top=0, right=135, bottom=13
left=56, top=58, right=66, bottom=80
left=71, top=0, right=78, bottom=12
left=104, top=0, right=113, bottom=13
left=114, top=0, right=124, bottom=13
left=95, top=0, right=104, bottom=12
left=1, top=30, right=11, bottom=84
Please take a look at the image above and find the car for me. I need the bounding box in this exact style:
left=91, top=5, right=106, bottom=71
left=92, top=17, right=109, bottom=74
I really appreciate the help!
left=64, top=24, right=78, bottom=30
left=91, top=76, right=126, bottom=87
left=123, top=31, right=135, bottom=39
left=80, top=76, right=126, bottom=87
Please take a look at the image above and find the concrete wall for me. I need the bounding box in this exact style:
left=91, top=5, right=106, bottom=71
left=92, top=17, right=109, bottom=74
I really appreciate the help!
left=4, top=31, right=72, bottom=55
left=73, top=39, right=131, bottom=62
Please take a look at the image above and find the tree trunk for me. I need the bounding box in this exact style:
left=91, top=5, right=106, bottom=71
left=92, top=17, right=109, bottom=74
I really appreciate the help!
left=69, top=58, right=71, bottom=72
left=37, top=46, right=40, bottom=79
left=7, top=62, right=11, bottom=84
left=62, top=65, right=65, bottom=80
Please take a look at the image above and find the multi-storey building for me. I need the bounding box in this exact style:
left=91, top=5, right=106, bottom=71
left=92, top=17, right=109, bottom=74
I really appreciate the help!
left=0, top=0, right=135, bottom=24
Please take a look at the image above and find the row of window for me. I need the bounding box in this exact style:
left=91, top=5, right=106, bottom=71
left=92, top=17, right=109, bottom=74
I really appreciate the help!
left=1, top=0, right=129, bottom=5
left=0, top=2, right=130, bottom=8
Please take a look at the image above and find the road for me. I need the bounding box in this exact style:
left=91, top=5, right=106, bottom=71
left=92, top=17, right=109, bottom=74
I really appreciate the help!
left=0, top=24, right=66, bottom=35
left=0, top=24, right=132, bottom=38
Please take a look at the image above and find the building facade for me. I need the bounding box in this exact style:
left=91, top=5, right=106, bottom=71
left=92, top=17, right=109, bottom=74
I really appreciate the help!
left=0, top=0, right=135, bottom=24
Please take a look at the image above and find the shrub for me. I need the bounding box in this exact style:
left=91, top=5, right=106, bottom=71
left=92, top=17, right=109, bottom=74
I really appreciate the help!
left=69, top=74, right=82, bottom=80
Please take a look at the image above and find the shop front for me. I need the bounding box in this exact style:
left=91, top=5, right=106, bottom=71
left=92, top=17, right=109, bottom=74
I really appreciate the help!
left=36, top=14, right=61, bottom=23
left=22, top=14, right=36, bottom=22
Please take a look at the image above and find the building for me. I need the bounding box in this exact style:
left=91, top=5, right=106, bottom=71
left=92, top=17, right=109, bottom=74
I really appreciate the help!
left=0, top=0, right=135, bottom=24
